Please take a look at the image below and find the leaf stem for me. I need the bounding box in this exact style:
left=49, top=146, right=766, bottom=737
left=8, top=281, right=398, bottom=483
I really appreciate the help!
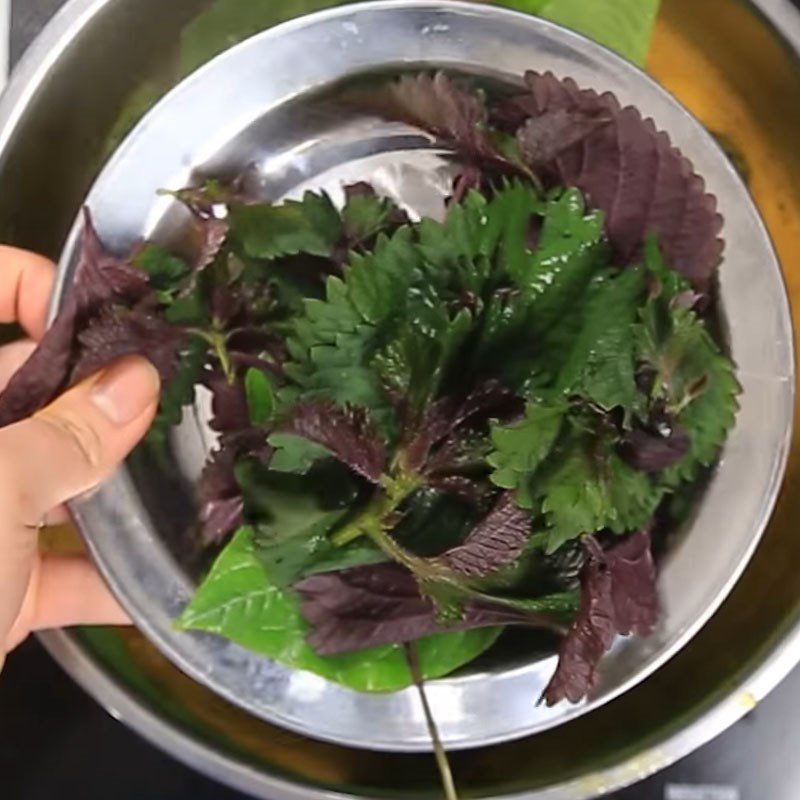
left=405, top=643, right=459, bottom=800
left=330, top=471, right=421, bottom=547
left=187, top=327, right=235, bottom=384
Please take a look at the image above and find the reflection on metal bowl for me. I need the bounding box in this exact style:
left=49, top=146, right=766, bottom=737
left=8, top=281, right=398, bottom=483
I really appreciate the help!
left=0, top=0, right=798, bottom=797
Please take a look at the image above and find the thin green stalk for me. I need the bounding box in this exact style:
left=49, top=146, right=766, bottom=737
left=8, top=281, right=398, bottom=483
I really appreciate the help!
left=187, top=328, right=235, bottom=384
left=405, top=643, right=459, bottom=800
left=331, top=472, right=420, bottom=547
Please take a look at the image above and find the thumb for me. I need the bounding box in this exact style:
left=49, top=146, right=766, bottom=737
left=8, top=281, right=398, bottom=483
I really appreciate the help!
left=0, top=356, right=161, bottom=524
left=0, top=357, right=159, bottom=641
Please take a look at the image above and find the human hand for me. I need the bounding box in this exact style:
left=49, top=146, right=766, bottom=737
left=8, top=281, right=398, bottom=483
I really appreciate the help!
left=0, top=246, right=160, bottom=670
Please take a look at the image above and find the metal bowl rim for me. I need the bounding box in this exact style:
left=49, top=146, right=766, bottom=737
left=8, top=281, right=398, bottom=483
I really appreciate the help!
left=51, top=0, right=797, bottom=752
left=2, top=0, right=794, bottom=776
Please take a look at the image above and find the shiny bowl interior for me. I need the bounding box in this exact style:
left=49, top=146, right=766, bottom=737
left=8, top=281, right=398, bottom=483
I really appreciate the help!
left=1, top=0, right=799, bottom=796
left=46, top=0, right=794, bottom=752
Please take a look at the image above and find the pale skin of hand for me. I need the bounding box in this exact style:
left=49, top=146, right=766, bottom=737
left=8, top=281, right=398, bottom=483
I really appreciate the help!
left=0, top=247, right=160, bottom=672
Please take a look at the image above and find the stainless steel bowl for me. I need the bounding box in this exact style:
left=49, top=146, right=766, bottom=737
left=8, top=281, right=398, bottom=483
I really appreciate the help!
left=50, top=0, right=794, bottom=752
left=1, top=0, right=799, bottom=797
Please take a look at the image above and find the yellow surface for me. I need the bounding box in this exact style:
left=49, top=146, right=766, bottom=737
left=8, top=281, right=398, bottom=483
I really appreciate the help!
left=649, top=0, right=800, bottom=306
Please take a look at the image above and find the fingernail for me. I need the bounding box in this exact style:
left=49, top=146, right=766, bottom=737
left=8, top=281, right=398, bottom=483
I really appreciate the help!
left=90, top=357, right=160, bottom=426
